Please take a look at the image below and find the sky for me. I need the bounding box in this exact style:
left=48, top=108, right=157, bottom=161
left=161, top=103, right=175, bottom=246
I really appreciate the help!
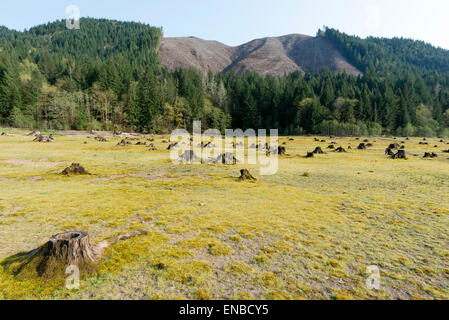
left=1, top=0, right=449, bottom=49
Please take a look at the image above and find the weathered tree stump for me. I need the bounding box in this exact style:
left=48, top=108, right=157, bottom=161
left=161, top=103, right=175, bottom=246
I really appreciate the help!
left=239, top=169, right=256, bottom=181
left=424, top=152, right=438, bottom=158
left=33, top=134, right=53, bottom=143
left=1, top=230, right=148, bottom=279
left=385, top=148, right=395, bottom=156
left=62, top=163, right=91, bottom=175
left=391, top=150, right=407, bottom=159
left=357, top=143, right=367, bottom=150
left=313, top=147, right=325, bottom=154
left=278, top=146, right=287, bottom=155
left=178, top=150, right=201, bottom=163
left=306, top=152, right=315, bottom=158
left=215, top=153, right=238, bottom=165
left=335, top=147, right=347, bottom=153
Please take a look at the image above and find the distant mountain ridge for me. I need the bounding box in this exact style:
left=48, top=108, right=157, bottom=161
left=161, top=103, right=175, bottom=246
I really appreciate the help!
left=159, top=34, right=362, bottom=76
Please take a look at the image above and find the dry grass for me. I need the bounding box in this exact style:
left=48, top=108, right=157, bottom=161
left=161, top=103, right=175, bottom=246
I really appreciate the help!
left=0, top=129, right=448, bottom=300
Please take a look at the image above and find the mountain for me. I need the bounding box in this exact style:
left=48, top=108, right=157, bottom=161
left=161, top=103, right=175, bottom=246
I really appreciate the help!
left=159, top=34, right=362, bottom=76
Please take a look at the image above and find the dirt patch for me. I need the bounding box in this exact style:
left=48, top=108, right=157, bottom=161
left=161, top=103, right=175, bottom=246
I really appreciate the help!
left=1, top=159, right=63, bottom=168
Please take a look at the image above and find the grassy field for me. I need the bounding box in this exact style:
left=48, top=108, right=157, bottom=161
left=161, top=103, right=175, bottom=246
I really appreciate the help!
left=0, top=129, right=448, bottom=300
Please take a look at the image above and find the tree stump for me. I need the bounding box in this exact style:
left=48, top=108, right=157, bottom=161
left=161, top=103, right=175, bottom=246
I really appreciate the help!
left=385, top=148, right=394, bottom=156
left=357, top=143, right=366, bottom=150
left=391, top=150, right=407, bottom=159
left=47, top=231, right=103, bottom=268
left=389, top=143, right=400, bottom=149
left=117, top=139, right=131, bottom=146
left=178, top=150, right=201, bottom=163
left=306, top=152, right=315, bottom=158
left=335, top=147, right=347, bottom=153
left=216, top=153, right=238, bottom=165
left=62, top=163, right=90, bottom=175
left=424, top=152, right=438, bottom=158
left=2, top=230, right=148, bottom=279
left=278, top=146, right=287, bottom=155
left=313, top=147, right=324, bottom=154
left=239, top=169, right=256, bottom=181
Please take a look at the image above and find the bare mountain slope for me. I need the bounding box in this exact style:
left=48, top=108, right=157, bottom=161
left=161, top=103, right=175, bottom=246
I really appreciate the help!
left=159, top=34, right=362, bottom=76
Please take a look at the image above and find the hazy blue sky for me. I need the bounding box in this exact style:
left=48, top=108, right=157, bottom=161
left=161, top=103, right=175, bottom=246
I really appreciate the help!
left=1, top=0, right=449, bottom=48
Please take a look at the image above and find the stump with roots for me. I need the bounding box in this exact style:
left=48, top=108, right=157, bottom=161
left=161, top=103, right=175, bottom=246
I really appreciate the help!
left=239, top=169, right=256, bottom=182
left=385, top=148, right=395, bottom=156
left=357, top=143, right=367, bottom=150
left=1, top=230, right=147, bottom=279
left=313, top=147, right=325, bottom=154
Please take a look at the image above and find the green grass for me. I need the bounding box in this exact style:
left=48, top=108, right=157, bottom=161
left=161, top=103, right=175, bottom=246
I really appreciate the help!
left=0, top=129, right=448, bottom=300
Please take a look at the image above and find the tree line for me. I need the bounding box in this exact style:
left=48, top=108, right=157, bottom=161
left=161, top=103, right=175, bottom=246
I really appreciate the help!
left=1, top=19, right=449, bottom=137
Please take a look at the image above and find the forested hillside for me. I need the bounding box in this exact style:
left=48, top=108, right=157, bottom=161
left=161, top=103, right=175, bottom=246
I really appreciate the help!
left=1, top=19, right=449, bottom=136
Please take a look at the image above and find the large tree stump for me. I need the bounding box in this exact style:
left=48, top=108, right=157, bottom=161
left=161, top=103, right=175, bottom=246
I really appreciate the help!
left=2, top=230, right=148, bottom=279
